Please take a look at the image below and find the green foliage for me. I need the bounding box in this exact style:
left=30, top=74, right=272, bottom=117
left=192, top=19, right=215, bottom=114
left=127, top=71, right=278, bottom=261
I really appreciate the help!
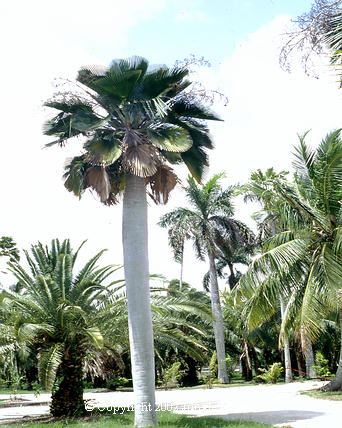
left=161, top=361, right=187, bottom=390
left=1, top=374, right=25, bottom=400
left=44, top=56, right=220, bottom=206
left=106, top=376, right=130, bottom=391
left=225, top=354, right=236, bottom=378
left=257, top=363, right=283, bottom=384
left=312, top=352, right=332, bottom=379
left=235, top=131, right=342, bottom=352
left=209, top=350, right=218, bottom=377
left=0, top=236, right=20, bottom=262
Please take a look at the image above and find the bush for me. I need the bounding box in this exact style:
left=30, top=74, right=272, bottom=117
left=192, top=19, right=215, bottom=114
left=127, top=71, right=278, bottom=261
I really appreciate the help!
left=257, top=362, right=283, bottom=384
left=161, top=362, right=187, bottom=390
left=312, top=352, right=332, bottom=379
left=106, top=377, right=129, bottom=391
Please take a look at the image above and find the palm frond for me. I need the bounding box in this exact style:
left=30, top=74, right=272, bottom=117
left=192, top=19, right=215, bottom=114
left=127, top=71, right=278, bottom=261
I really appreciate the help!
left=38, top=344, right=63, bottom=391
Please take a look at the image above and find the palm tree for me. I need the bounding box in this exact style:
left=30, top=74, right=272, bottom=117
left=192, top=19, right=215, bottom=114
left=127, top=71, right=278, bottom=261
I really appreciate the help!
left=323, top=10, right=342, bottom=83
left=235, top=130, right=342, bottom=391
left=159, top=174, right=253, bottom=383
left=43, top=57, right=220, bottom=425
left=202, top=237, right=253, bottom=292
left=2, top=239, right=121, bottom=416
left=240, top=168, right=295, bottom=383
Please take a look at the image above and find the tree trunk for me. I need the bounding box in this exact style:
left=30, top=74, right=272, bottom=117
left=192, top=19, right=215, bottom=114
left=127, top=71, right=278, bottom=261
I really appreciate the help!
left=208, top=251, right=229, bottom=383
left=179, top=242, right=184, bottom=291
left=301, top=328, right=316, bottom=379
left=280, top=297, right=293, bottom=383
left=122, top=174, right=157, bottom=426
left=322, top=290, right=342, bottom=391
left=295, top=345, right=306, bottom=378
left=250, top=345, right=261, bottom=374
left=241, top=343, right=253, bottom=381
left=227, top=260, right=237, bottom=290
left=50, top=343, right=85, bottom=417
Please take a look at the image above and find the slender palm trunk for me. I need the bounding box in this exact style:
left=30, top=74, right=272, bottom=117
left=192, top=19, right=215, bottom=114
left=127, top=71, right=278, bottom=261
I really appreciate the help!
left=279, top=297, right=293, bottom=383
left=122, top=174, right=157, bottom=426
left=300, top=327, right=316, bottom=379
left=227, top=260, right=237, bottom=290
left=322, top=290, right=342, bottom=391
left=208, top=251, right=229, bottom=383
left=179, top=242, right=184, bottom=291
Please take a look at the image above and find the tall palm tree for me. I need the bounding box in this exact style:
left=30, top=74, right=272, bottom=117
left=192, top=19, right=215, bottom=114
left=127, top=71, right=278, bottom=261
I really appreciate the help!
left=235, top=130, right=342, bottom=391
left=43, top=56, right=220, bottom=426
left=159, top=174, right=253, bottom=383
left=2, top=239, right=121, bottom=416
left=241, top=168, right=296, bottom=383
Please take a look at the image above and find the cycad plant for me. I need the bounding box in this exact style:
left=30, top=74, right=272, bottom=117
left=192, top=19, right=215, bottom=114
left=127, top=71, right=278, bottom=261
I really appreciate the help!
left=235, top=130, right=342, bottom=391
left=43, top=56, right=220, bottom=426
left=159, top=174, right=253, bottom=383
left=2, top=239, right=120, bottom=416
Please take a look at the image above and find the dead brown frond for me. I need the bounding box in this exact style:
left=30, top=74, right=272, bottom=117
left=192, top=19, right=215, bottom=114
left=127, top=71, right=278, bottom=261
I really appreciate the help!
left=84, top=349, right=124, bottom=381
left=84, top=166, right=111, bottom=202
left=146, top=164, right=179, bottom=204
left=123, top=143, right=158, bottom=177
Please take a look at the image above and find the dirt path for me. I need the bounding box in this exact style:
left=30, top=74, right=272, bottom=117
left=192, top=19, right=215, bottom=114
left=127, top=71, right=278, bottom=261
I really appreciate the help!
left=0, top=381, right=341, bottom=427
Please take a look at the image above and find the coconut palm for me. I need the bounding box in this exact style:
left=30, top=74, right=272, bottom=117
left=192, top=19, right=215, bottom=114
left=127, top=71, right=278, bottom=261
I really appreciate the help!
left=159, top=174, right=253, bottom=383
left=235, top=130, right=342, bottom=391
left=239, top=168, right=296, bottom=383
left=323, top=10, right=342, bottom=83
left=43, top=56, right=220, bottom=426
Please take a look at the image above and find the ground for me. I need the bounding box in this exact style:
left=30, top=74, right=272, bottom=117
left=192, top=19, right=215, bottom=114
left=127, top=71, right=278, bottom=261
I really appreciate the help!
left=0, top=381, right=341, bottom=427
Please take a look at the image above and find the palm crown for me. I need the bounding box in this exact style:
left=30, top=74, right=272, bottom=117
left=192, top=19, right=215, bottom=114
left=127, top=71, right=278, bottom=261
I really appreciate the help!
left=44, top=56, right=220, bottom=204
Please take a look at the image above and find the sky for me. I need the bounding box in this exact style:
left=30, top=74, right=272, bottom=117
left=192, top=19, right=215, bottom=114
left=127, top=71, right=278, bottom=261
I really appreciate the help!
left=1, top=0, right=342, bottom=290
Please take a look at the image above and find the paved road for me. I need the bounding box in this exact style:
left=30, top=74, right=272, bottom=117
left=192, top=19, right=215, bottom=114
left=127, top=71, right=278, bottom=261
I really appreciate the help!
left=0, top=381, right=341, bottom=427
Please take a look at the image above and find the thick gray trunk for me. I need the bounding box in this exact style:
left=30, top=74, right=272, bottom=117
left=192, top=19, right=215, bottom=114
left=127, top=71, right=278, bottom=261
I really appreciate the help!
left=208, top=252, right=229, bottom=383
left=322, top=291, right=342, bottom=391
left=279, top=297, right=293, bottom=383
left=301, top=328, right=316, bottom=379
left=122, top=174, right=157, bottom=426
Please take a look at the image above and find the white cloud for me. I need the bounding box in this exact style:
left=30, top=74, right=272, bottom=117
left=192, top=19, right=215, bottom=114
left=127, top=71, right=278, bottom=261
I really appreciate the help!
left=211, top=16, right=342, bottom=184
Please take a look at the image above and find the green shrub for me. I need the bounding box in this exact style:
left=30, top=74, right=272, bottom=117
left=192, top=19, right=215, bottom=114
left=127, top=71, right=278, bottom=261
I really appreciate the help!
left=106, top=377, right=129, bottom=391
left=161, top=362, right=187, bottom=390
left=312, top=352, right=332, bottom=379
left=257, top=362, right=283, bottom=383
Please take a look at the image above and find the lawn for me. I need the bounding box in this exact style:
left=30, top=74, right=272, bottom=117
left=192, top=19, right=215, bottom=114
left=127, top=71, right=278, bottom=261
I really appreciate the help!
left=301, top=388, right=342, bottom=401
left=2, top=411, right=271, bottom=427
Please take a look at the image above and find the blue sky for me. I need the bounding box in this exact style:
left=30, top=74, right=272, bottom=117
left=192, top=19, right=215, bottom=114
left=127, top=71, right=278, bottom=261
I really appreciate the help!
left=1, top=0, right=342, bottom=288
left=122, top=0, right=313, bottom=65
left=58, top=0, right=315, bottom=67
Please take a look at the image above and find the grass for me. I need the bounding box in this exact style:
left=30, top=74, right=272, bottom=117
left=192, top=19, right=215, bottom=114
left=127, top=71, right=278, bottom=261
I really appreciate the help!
left=301, top=388, right=342, bottom=401
left=0, top=388, right=108, bottom=395
left=2, top=410, right=271, bottom=427
left=0, top=390, right=39, bottom=395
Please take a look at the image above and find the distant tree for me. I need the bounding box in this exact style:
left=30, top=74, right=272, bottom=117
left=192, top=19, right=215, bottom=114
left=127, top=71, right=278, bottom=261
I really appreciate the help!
left=0, top=237, right=19, bottom=263
left=160, top=174, right=253, bottom=383
left=280, top=0, right=342, bottom=75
